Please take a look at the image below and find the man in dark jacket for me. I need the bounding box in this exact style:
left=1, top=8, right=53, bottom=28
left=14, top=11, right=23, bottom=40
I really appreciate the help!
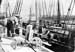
left=7, top=19, right=14, bottom=37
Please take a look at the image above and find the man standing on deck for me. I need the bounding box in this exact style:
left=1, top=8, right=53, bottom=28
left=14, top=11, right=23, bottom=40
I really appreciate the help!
left=6, top=18, right=14, bottom=37
left=6, top=16, right=18, bottom=37
left=38, top=20, right=42, bottom=34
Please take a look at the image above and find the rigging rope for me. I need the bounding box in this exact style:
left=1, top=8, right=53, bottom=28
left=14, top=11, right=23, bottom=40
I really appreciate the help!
left=48, top=0, right=53, bottom=16
left=64, top=0, right=74, bottom=27
left=44, top=0, right=48, bottom=16
left=65, top=0, right=73, bottom=17
left=61, top=0, right=64, bottom=16
left=42, top=0, right=45, bottom=16
left=70, top=1, right=75, bottom=30
left=70, top=2, right=75, bottom=15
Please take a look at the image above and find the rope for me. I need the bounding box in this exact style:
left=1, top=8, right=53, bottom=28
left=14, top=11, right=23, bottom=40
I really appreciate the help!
left=64, top=0, right=73, bottom=19
left=0, top=45, right=5, bottom=52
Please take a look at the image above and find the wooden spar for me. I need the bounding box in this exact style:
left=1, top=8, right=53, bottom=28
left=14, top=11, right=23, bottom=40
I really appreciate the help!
left=60, top=0, right=65, bottom=23
left=41, top=0, right=46, bottom=25
left=15, top=0, right=20, bottom=15
left=5, top=1, right=11, bottom=17
left=70, top=2, right=75, bottom=15
left=12, top=0, right=23, bottom=16
left=44, top=0, right=48, bottom=16
left=42, top=0, right=45, bottom=16
left=38, top=2, right=41, bottom=18
left=64, top=0, right=73, bottom=24
left=53, top=0, right=55, bottom=16
left=8, top=2, right=11, bottom=17
left=12, top=0, right=19, bottom=16
left=29, top=8, right=32, bottom=23
left=66, top=0, right=73, bottom=15
left=48, top=0, right=53, bottom=16
left=48, top=1, right=51, bottom=16
left=57, top=0, right=61, bottom=24
left=18, top=0, right=23, bottom=16
left=61, top=0, right=64, bottom=16
left=35, top=0, right=37, bottom=23
left=5, top=0, right=9, bottom=18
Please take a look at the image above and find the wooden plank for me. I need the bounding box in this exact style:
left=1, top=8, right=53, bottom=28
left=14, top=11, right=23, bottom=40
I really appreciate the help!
left=40, top=46, right=54, bottom=52
left=42, top=42, right=51, bottom=46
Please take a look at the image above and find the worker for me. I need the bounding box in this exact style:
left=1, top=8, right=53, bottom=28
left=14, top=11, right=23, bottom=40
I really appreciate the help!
left=38, top=20, right=42, bottom=34
left=6, top=16, right=18, bottom=37
left=41, top=27, right=50, bottom=41
left=6, top=19, right=14, bottom=37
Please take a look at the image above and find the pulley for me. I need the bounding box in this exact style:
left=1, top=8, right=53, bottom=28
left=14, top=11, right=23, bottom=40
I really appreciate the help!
left=31, top=37, right=42, bottom=46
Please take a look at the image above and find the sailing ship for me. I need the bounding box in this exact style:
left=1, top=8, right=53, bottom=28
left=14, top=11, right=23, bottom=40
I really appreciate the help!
left=0, top=0, right=54, bottom=52
left=0, top=0, right=75, bottom=52
left=37, top=0, right=75, bottom=52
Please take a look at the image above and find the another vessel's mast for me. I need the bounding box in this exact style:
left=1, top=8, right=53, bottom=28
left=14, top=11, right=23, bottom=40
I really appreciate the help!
left=35, top=0, right=37, bottom=22
left=48, top=1, right=51, bottom=16
left=5, top=0, right=10, bottom=18
left=29, top=7, right=32, bottom=23
left=38, top=2, right=41, bottom=18
left=12, top=0, right=23, bottom=17
left=57, top=0, right=60, bottom=24
left=42, top=0, right=45, bottom=16
left=44, top=0, right=48, bottom=16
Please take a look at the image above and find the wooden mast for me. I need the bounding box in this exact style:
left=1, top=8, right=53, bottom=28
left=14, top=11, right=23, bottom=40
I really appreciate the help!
left=35, top=0, right=37, bottom=23
left=28, top=7, right=32, bottom=23
left=44, top=0, right=48, bottom=16
left=38, top=2, right=41, bottom=18
left=57, top=0, right=61, bottom=24
left=42, top=0, right=45, bottom=17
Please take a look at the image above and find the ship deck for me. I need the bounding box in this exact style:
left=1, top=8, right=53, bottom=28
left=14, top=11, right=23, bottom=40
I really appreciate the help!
left=0, top=37, right=54, bottom=52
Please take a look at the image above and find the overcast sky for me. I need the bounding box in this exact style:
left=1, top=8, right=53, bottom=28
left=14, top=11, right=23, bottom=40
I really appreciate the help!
left=1, top=0, right=75, bottom=21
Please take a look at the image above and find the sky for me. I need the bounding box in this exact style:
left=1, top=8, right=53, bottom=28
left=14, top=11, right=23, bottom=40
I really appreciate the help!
left=1, top=0, right=75, bottom=22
